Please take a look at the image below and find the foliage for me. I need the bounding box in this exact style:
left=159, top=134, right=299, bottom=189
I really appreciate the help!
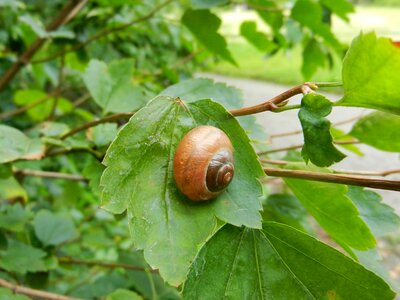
left=0, top=0, right=399, bottom=299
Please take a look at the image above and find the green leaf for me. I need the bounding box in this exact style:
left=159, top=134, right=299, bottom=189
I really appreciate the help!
left=0, top=287, right=31, bottom=300
left=339, top=32, right=400, bottom=114
left=184, top=223, right=395, bottom=299
left=0, top=239, right=47, bottom=274
left=248, top=0, right=283, bottom=32
left=39, top=122, right=70, bottom=137
left=301, top=38, right=326, bottom=80
left=33, top=210, right=77, bottom=246
left=82, top=59, right=146, bottom=113
left=0, top=204, right=32, bottom=232
left=320, top=0, right=354, bottom=21
left=350, top=112, right=400, bottom=152
left=160, top=78, right=267, bottom=141
left=240, top=21, right=276, bottom=52
left=291, top=0, right=341, bottom=50
left=347, top=186, right=400, bottom=238
left=105, top=289, right=142, bottom=300
left=182, top=9, right=235, bottom=65
left=91, top=123, right=118, bottom=147
left=0, top=125, right=44, bottom=163
left=262, top=194, right=312, bottom=233
left=284, top=166, right=376, bottom=250
left=330, top=127, right=363, bottom=156
left=191, top=0, right=228, bottom=9
left=0, top=177, right=27, bottom=202
left=100, top=96, right=264, bottom=285
left=299, top=93, right=345, bottom=167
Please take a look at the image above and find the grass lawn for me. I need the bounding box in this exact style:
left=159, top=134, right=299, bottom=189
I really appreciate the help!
left=203, top=6, right=400, bottom=85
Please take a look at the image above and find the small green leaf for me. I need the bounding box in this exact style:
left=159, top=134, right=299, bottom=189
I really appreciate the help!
left=248, top=0, right=283, bottom=32
left=350, top=112, right=400, bottom=152
left=330, top=127, right=363, bottom=156
left=347, top=186, right=400, bottom=238
left=339, top=32, right=400, bottom=114
left=182, top=9, right=235, bottom=65
left=101, top=96, right=264, bottom=285
left=0, top=239, right=47, bottom=274
left=240, top=21, right=277, bottom=52
left=0, top=177, right=27, bottom=202
left=299, top=93, right=345, bottom=167
left=105, top=289, right=142, bottom=300
left=183, top=223, right=395, bottom=299
left=302, top=38, right=326, bottom=80
left=284, top=166, right=376, bottom=250
left=39, top=122, right=70, bottom=137
left=91, top=123, right=118, bottom=147
left=82, top=59, right=146, bottom=113
left=0, top=204, right=32, bottom=232
left=0, top=125, right=44, bottom=163
left=33, top=210, right=77, bottom=246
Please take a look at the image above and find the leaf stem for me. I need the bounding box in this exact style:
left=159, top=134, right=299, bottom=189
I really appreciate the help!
left=15, top=169, right=87, bottom=181
left=264, top=167, right=400, bottom=192
left=0, top=278, right=80, bottom=300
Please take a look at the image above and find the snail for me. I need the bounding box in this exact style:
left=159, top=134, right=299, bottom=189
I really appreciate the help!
left=173, top=125, right=234, bottom=202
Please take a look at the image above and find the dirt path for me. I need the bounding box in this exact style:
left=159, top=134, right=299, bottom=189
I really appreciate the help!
left=197, top=72, right=400, bottom=213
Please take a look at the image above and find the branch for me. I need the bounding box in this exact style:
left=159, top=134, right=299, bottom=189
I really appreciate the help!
left=264, top=167, right=400, bottom=192
left=60, top=112, right=133, bottom=140
left=58, top=257, right=158, bottom=273
left=229, top=83, right=317, bottom=116
left=0, top=278, right=80, bottom=300
left=31, top=0, right=174, bottom=64
left=258, top=140, right=360, bottom=155
left=15, top=169, right=87, bottom=181
left=0, top=0, right=87, bottom=91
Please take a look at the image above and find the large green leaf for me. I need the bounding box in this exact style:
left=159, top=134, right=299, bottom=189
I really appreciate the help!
left=100, top=96, right=264, bottom=285
left=347, top=187, right=400, bottom=238
left=182, top=9, right=235, bottom=65
left=339, top=32, right=400, bottom=114
left=0, top=125, right=44, bottom=163
left=284, top=167, right=375, bottom=250
left=33, top=210, right=77, bottom=246
left=160, top=78, right=267, bottom=141
left=298, top=93, right=345, bottom=167
left=350, top=112, right=400, bottom=152
left=82, top=59, right=146, bottom=113
left=183, top=223, right=395, bottom=299
left=0, top=239, right=47, bottom=274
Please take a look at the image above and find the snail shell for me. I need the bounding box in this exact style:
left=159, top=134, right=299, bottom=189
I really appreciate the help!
left=173, top=125, right=234, bottom=201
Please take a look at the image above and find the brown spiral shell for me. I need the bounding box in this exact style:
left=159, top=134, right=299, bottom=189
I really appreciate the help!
left=173, top=125, right=234, bottom=201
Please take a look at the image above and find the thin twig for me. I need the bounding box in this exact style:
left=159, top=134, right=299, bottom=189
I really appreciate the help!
left=264, top=167, right=400, bottom=192
left=0, top=278, right=80, bottom=300
left=58, top=257, right=158, bottom=273
left=258, top=140, right=360, bottom=155
left=229, top=83, right=317, bottom=116
left=0, top=0, right=87, bottom=91
left=31, top=0, right=174, bottom=64
left=15, top=169, right=87, bottom=181
left=60, top=112, right=133, bottom=140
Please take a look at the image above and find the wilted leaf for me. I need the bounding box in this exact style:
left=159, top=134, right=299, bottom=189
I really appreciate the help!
left=184, top=223, right=394, bottom=299
left=299, top=93, right=345, bottom=167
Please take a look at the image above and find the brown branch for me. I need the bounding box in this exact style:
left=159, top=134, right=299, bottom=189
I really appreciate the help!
left=58, top=257, right=158, bottom=273
left=258, top=140, right=360, bottom=155
left=0, top=0, right=87, bottom=91
left=264, top=167, right=400, bottom=192
left=15, top=169, right=87, bottom=181
left=32, top=0, right=174, bottom=64
left=60, top=112, right=133, bottom=140
left=229, top=83, right=317, bottom=117
left=0, top=278, right=80, bottom=300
